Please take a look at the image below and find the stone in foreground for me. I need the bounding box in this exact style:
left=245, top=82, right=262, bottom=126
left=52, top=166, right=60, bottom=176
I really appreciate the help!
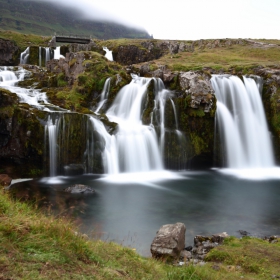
left=151, top=222, right=186, bottom=260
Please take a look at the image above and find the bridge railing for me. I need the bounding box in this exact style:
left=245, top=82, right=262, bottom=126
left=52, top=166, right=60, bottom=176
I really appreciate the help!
left=54, top=33, right=91, bottom=40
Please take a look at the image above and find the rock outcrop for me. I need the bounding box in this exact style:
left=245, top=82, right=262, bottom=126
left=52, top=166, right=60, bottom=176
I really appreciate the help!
left=0, top=38, right=20, bottom=66
left=0, top=88, right=45, bottom=177
left=151, top=223, right=186, bottom=260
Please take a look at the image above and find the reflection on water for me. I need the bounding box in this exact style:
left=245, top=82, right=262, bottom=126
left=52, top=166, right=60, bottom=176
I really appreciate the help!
left=11, top=171, right=280, bottom=256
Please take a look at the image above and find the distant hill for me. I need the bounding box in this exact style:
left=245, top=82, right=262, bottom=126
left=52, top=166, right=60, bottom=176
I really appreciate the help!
left=0, top=0, right=152, bottom=39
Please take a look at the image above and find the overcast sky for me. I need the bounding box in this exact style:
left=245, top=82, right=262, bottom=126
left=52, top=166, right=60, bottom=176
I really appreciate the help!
left=29, top=0, right=280, bottom=40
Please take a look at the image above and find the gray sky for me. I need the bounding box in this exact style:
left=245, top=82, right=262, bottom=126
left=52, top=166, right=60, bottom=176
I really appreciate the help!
left=29, top=0, right=280, bottom=40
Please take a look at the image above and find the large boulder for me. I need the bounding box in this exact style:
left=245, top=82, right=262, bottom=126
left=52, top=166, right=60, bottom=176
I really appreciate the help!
left=151, top=222, right=186, bottom=260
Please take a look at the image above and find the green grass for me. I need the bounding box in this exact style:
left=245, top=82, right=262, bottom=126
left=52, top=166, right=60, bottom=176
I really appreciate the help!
left=156, top=43, right=280, bottom=71
left=0, top=30, right=51, bottom=51
left=0, top=188, right=280, bottom=280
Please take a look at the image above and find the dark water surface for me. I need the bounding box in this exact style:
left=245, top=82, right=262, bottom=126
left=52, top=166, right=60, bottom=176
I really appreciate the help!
left=12, top=170, right=280, bottom=256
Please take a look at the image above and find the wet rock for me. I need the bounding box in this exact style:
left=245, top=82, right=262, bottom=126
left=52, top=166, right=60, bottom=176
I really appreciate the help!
left=64, top=184, right=95, bottom=194
left=151, top=222, right=186, bottom=260
left=0, top=174, right=12, bottom=187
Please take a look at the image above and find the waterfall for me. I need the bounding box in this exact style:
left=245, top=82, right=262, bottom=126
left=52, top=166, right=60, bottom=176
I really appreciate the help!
left=94, top=77, right=111, bottom=114
left=45, top=47, right=51, bottom=66
left=211, top=75, right=275, bottom=169
left=20, top=47, right=30, bottom=64
left=0, top=67, right=49, bottom=107
left=1, top=67, right=183, bottom=179
left=106, top=75, right=164, bottom=173
left=45, top=116, right=58, bottom=177
left=39, top=47, right=42, bottom=67
left=54, top=47, right=65, bottom=59
left=103, top=47, right=113, bottom=61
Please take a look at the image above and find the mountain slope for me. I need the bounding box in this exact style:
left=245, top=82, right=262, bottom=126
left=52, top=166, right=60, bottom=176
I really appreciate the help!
left=0, top=0, right=152, bottom=39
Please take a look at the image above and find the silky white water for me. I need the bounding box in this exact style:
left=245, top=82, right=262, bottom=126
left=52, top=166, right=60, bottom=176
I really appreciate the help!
left=94, top=77, right=111, bottom=114
left=0, top=67, right=49, bottom=108
left=211, top=75, right=275, bottom=170
left=103, top=47, right=113, bottom=61
left=106, top=75, right=164, bottom=173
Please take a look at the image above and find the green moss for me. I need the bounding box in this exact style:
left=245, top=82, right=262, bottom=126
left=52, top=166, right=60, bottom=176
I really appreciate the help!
left=56, top=73, right=67, bottom=87
left=28, top=46, right=39, bottom=65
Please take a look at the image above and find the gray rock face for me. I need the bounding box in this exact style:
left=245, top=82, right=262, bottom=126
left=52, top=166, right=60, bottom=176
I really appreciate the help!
left=179, top=71, right=215, bottom=112
left=151, top=222, right=186, bottom=260
left=0, top=39, right=20, bottom=66
left=47, top=52, right=85, bottom=85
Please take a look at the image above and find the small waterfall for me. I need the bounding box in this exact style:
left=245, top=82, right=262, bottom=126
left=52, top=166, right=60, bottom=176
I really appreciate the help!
left=45, top=116, right=58, bottom=177
left=39, top=47, right=42, bottom=67
left=94, top=77, right=111, bottom=114
left=54, top=47, right=65, bottom=59
left=103, top=47, right=113, bottom=61
left=150, top=78, right=175, bottom=157
left=45, top=47, right=51, bottom=66
left=20, top=47, right=30, bottom=64
left=211, top=75, right=275, bottom=168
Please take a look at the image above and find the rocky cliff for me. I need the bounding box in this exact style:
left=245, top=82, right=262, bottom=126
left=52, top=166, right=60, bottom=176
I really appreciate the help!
left=0, top=88, right=45, bottom=176
left=0, top=38, right=20, bottom=65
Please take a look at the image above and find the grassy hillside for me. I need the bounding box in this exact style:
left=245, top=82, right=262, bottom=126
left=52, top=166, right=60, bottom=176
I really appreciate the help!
left=0, top=0, right=151, bottom=39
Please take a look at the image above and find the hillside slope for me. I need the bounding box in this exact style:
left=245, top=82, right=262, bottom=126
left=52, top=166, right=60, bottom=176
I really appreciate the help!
left=0, top=0, right=152, bottom=39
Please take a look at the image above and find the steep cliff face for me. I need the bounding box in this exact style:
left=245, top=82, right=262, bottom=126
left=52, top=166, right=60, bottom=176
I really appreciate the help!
left=256, top=67, right=280, bottom=163
left=0, top=88, right=45, bottom=176
left=0, top=38, right=20, bottom=65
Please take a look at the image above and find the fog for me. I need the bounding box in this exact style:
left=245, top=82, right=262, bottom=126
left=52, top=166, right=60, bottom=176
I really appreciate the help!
left=24, top=0, right=280, bottom=40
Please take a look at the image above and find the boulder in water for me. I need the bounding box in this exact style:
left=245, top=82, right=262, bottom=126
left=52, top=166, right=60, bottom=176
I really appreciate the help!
left=64, top=184, right=95, bottom=194
left=151, top=222, right=186, bottom=261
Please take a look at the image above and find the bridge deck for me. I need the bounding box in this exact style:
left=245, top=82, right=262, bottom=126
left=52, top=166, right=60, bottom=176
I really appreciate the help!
left=55, top=35, right=91, bottom=44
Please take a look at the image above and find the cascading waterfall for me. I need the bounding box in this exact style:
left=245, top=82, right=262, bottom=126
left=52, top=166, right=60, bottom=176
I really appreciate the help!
left=1, top=66, right=183, bottom=178
left=20, top=47, right=30, bottom=64
left=211, top=75, right=275, bottom=169
left=0, top=67, right=49, bottom=107
left=94, top=77, right=111, bottom=114
left=106, top=75, right=164, bottom=173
